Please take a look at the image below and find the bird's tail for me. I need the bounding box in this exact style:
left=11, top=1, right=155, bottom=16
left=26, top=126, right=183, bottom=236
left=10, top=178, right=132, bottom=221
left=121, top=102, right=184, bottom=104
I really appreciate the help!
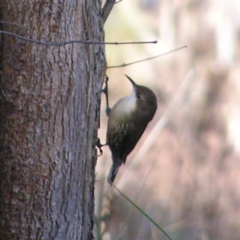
left=107, top=163, right=121, bottom=185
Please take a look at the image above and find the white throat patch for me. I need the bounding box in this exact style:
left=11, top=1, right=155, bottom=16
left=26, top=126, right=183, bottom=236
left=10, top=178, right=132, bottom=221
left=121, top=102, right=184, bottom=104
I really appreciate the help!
left=112, top=88, right=136, bottom=117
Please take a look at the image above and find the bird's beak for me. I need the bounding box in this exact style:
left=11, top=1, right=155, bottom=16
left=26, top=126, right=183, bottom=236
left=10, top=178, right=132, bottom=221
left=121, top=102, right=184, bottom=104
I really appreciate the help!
left=125, top=75, right=137, bottom=89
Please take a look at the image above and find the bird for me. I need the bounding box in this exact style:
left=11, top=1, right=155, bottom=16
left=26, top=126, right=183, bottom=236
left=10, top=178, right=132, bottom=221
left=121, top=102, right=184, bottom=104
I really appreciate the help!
left=106, top=75, right=157, bottom=184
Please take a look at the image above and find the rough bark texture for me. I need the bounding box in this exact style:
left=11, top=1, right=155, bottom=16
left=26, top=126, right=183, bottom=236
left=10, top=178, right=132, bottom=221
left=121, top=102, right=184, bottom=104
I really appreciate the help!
left=0, top=0, right=105, bottom=239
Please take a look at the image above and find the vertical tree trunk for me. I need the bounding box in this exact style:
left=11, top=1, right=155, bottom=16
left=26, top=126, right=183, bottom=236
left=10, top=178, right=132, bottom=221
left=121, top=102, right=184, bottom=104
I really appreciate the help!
left=0, top=1, right=105, bottom=239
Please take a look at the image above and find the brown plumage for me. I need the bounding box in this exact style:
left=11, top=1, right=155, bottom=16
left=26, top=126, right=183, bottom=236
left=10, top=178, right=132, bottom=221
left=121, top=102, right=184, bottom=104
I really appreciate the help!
left=107, top=75, right=157, bottom=184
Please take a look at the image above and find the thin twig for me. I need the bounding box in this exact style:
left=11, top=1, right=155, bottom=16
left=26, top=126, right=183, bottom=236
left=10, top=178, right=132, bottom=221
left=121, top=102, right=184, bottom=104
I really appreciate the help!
left=114, top=157, right=160, bottom=239
left=112, top=184, right=173, bottom=240
left=0, top=30, right=157, bottom=46
left=107, top=46, right=187, bottom=68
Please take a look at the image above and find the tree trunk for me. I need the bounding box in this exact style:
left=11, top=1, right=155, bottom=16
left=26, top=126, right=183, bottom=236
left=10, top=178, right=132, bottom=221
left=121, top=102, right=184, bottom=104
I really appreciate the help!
left=0, top=1, right=105, bottom=239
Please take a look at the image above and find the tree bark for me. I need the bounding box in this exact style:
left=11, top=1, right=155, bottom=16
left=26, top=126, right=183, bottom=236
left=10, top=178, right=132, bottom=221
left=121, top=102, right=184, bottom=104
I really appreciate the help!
left=0, top=1, right=105, bottom=239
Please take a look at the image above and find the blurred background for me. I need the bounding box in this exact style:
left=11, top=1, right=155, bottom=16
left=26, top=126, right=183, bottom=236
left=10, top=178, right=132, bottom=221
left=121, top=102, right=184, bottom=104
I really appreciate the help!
left=95, top=0, right=240, bottom=239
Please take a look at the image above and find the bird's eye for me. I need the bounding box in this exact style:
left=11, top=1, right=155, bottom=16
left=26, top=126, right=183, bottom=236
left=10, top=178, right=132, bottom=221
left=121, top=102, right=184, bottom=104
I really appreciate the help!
left=137, top=93, right=141, bottom=99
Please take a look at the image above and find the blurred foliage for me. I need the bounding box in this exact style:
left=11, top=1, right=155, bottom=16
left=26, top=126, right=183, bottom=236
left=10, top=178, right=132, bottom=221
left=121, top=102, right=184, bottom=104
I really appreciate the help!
left=96, top=0, right=240, bottom=239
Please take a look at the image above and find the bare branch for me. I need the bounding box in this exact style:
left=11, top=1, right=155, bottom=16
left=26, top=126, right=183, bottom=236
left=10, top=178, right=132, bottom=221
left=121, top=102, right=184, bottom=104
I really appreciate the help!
left=102, top=0, right=116, bottom=23
left=107, top=45, right=187, bottom=68
left=0, top=30, right=157, bottom=46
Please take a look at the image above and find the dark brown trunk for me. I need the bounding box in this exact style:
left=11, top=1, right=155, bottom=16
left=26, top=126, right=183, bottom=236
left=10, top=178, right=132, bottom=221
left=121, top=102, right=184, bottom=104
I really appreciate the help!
left=0, top=1, right=105, bottom=239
